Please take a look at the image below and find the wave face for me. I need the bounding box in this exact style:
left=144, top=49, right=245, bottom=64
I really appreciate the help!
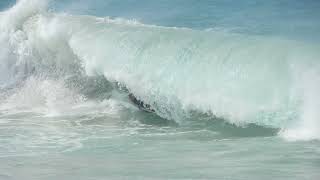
left=1, top=0, right=320, bottom=140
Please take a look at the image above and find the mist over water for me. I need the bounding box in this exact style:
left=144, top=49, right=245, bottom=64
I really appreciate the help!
left=0, top=0, right=319, bottom=179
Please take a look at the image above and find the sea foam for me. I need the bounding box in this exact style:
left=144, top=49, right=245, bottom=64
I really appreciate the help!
left=1, top=0, right=319, bottom=141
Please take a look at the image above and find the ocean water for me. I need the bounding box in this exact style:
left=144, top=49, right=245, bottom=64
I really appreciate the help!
left=0, top=0, right=320, bottom=179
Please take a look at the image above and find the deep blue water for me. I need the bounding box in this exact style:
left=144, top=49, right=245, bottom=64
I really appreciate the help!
left=2, top=0, right=319, bottom=39
left=52, top=0, right=320, bottom=41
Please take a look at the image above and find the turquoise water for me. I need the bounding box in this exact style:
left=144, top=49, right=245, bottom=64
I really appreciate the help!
left=0, top=0, right=320, bottom=179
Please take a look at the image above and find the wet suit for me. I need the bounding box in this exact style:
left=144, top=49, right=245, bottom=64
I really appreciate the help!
left=129, top=93, right=155, bottom=113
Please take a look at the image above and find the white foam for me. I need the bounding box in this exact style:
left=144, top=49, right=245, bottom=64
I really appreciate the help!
left=0, top=0, right=48, bottom=31
left=1, top=0, right=320, bottom=141
left=280, top=68, right=320, bottom=141
left=1, top=76, right=85, bottom=114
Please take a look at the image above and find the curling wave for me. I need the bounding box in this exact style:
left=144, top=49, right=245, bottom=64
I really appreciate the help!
left=1, top=0, right=320, bottom=140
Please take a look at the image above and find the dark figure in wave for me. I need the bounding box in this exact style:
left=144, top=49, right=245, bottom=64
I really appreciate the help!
left=129, top=93, right=155, bottom=113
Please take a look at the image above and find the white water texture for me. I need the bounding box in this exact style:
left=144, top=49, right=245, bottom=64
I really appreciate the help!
left=1, top=0, right=320, bottom=140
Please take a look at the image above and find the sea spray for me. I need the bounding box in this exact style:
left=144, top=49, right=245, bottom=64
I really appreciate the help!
left=1, top=0, right=320, bottom=140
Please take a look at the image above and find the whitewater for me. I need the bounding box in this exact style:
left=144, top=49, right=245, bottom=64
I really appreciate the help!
left=0, top=0, right=319, bottom=179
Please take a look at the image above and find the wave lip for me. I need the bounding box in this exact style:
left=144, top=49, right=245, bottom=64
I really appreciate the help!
left=0, top=0, right=48, bottom=31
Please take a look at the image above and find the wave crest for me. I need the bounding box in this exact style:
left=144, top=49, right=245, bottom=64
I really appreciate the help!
left=1, top=0, right=320, bottom=140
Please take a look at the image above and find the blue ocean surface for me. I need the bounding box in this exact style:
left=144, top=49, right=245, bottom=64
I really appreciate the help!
left=52, top=0, right=320, bottom=40
left=0, top=0, right=319, bottom=179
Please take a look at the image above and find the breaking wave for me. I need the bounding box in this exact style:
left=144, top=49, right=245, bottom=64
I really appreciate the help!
left=1, top=0, right=320, bottom=140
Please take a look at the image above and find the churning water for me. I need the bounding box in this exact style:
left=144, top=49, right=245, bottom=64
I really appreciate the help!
left=0, top=0, right=319, bottom=179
